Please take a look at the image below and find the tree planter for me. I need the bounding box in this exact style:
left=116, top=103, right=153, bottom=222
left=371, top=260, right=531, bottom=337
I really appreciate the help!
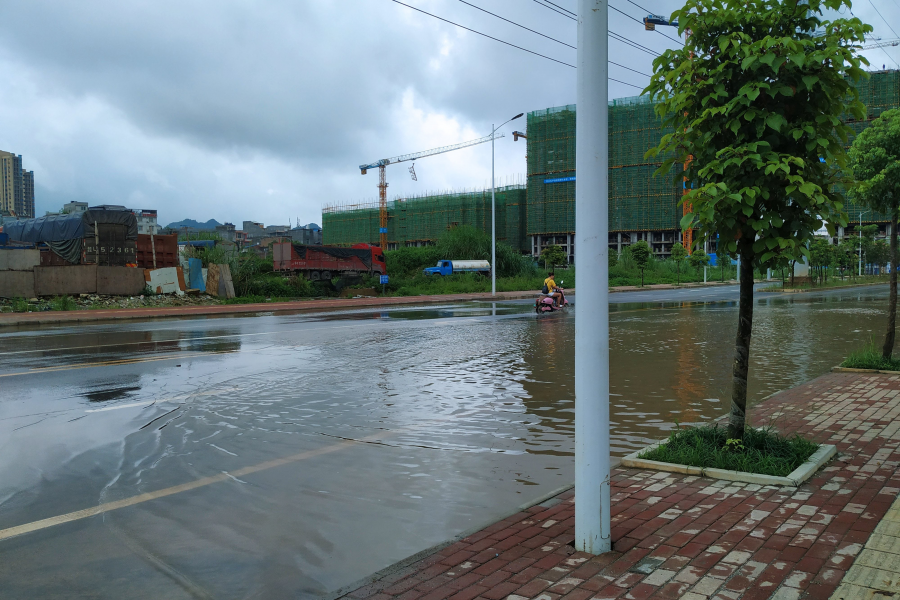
left=621, top=441, right=836, bottom=487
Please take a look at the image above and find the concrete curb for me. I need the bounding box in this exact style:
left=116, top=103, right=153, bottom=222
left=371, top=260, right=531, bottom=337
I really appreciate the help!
left=320, top=481, right=584, bottom=600
left=620, top=440, right=836, bottom=487
left=763, top=281, right=890, bottom=294
left=832, top=366, right=900, bottom=375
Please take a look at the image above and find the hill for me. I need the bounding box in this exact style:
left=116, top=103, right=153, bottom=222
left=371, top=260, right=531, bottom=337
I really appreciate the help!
left=165, top=218, right=222, bottom=230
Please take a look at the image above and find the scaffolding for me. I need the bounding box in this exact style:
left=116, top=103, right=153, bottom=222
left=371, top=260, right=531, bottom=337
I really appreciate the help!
left=323, top=184, right=528, bottom=251
left=526, top=96, right=681, bottom=236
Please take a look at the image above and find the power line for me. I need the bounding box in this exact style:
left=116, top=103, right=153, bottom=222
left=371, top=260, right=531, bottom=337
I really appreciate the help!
left=609, top=31, right=660, bottom=56
left=542, top=0, right=576, bottom=16
left=457, top=0, right=650, bottom=76
left=389, top=0, right=647, bottom=88
left=531, top=0, right=576, bottom=21
left=458, top=0, right=575, bottom=49
left=866, top=0, right=900, bottom=40
left=390, top=0, right=576, bottom=68
left=609, top=3, right=682, bottom=44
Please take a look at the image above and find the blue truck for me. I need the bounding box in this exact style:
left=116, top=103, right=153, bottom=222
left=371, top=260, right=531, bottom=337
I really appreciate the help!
left=423, top=260, right=492, bottom=276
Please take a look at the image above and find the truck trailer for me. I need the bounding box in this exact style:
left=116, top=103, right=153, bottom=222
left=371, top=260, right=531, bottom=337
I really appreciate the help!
left=423, top=260, right=491, bottom=276
left=273, top=242, right=386, bottom=280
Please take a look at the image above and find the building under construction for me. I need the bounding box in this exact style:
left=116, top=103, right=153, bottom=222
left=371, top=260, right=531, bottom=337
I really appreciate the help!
left=323, top=70, right=900, bottom=260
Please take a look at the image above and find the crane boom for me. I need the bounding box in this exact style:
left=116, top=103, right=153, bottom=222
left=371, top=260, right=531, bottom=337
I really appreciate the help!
left=359, top=132, right=504, bottom=174
left=863, top=39, right=900, bottom=50
left=360, top=132, right=505, bottom=249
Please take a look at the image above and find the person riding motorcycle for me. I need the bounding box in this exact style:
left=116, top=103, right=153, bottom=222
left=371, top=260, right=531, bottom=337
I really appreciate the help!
left=541, top=272, right=563, bottom=307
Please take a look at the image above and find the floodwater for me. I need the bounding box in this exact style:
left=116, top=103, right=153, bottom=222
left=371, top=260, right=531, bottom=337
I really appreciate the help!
left=0, top=286, right=887, bottom=598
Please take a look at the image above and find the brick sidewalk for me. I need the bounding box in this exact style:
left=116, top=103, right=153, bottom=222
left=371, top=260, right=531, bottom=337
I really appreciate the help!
left=339, top=372, right=900, bottom=600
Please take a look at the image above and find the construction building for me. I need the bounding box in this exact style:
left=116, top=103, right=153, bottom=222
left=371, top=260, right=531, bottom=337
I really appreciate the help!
left=323, top=70, right=900, bottom=260
left=0, top=150, right=35, bottom=219
left=323, top=184, right=528, bottom=252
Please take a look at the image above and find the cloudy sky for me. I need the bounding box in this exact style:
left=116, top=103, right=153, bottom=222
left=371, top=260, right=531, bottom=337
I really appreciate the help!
left=1, top=1, right=898, bottom=228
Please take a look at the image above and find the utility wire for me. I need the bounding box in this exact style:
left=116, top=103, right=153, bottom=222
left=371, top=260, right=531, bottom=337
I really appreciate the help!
left=528, top=0, right=660, bottom=56
left=532, top=0, right=575, bottom=20
left=866, top=0, right=900, bottom=40
left=389, top=0, right=647, bottom=88
left=609, top=3, right=682, bottom=44
left=390, top=0, right=576, bottom=68
left=542, top=0, right=576, bottom=16
left=458, top=0, right=576, bottom=49
left=458, top=0, right=650, bottom=76
left=849, top=5, right=899, bottom=69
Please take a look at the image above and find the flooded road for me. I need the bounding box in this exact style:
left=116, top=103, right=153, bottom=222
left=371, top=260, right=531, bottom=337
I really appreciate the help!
left=0, top=285, right=886, bottom=598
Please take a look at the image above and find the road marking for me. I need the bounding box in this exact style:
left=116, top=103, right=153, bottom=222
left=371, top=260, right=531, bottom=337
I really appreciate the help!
left=0, top=430, right=393, bottom=543
left=0, top=352, right=227, bottom=378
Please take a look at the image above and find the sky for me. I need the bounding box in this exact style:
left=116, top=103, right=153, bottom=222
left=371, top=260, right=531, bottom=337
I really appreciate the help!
left=1, top=1, right=899, bottom=229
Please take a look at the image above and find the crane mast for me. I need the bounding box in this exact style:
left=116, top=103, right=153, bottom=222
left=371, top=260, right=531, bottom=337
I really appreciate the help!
left=359, top=133, right=504, bottom=249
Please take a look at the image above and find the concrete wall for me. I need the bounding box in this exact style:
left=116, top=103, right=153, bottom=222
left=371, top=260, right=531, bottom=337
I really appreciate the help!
left=0, top=249, right=40, bottom=271
left=97, top=266, right=145, bottom=296
left=34, top=266, right=97, bottom=296
left=0, top=271, right=35, bottom=298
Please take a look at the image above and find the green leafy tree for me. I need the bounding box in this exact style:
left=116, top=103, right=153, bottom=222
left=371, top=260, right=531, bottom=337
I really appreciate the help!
left=716, top=243, right=730, bottom=282
left=857, top=224, right=879, bottom=274
left=689, top=249, right=711, bottom=270
left=833, top=240, right=855, bottom=280
left=670, top=243, right=688, bottom=284
left=808, top=238, right=834, bottom=284
left=850, top=109, right=900, bottom=357
left=630, top=241, right=651, bottom=287
left=645, top=0, right=868, bottom=437
left=540, top=245, right=568, bottom=270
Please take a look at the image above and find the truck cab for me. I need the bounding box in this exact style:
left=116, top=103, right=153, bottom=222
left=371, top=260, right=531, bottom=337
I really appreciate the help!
left=424, top=260, right=454, bottom=276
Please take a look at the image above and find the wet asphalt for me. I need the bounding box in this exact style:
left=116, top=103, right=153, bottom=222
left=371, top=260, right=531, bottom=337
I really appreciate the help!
left=0, top=283, right=889, bottom=598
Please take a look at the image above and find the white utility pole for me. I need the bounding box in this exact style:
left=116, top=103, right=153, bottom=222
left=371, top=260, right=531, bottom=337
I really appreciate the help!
left=490, top=113, right=523, bottom=296
left=492, top=124, right=497, bottom=296
left=859, top=211, right=869, bottom=277
left=574, top=0, right=611, bottom=555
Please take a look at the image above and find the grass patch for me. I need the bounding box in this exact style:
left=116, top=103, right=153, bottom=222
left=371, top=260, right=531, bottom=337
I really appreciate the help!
left=50, top=295, right=76, bottom=311
left=841, top=339, right=900, bottom=371
left=11, top=297, right=29, bottom=313
left=638, top=424, right=818, bottom=477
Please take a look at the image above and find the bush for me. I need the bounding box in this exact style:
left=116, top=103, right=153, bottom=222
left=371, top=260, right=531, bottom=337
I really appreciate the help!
left=639, top=424, right=818, bottom=477
left=11, top=297, right=29, bottom=313
left=841, top=339, right=900, bottom=371
left=50, top=295, right=76, bottom=311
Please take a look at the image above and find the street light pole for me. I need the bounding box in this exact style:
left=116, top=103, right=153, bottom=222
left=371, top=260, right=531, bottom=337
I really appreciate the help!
left=575, top=0, right=611, bottom=555
left=491, top=113, right=523, bottom=296
left=860, top=211, right=869, bottom=277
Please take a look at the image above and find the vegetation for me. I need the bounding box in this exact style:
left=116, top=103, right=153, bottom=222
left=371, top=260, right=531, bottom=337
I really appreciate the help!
left=630, top=241, right=651, bottom=287
left=50, top=295, right=76, bottom=311
left=639, top=424, right=819, bottom=477
left=540, top=245, right=567, bottom=270
left=671, top=243, right=688, bottom=285
left=646, top=0, right=869, bottom=437
left=10, top=297, right=29, bottom=313
left=849, top=109, right=900, bottom=359
left=842, top=339, right=900, bottom=371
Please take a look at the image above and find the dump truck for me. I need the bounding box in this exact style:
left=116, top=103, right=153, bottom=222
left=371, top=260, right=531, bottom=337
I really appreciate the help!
left=423, top=260, right=491, bottom=276
left=273, top=242, right=386, bottom=280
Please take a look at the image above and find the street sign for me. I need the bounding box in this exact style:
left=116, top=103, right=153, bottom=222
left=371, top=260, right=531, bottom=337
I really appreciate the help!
left=544, top=176, right=576, bottom=184
left=379, top=227, right=388, bottom=233
left=380, top=275, right=389, bottom=284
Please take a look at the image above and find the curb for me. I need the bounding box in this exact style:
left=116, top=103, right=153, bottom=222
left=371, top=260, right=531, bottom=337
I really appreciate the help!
left=321, top=481, right=582, bottom=600
left=620, top=441, right=836, bottom=487
left=764, top=281, right=890, bottom=294
left=832, top=366, right=900, bottom=375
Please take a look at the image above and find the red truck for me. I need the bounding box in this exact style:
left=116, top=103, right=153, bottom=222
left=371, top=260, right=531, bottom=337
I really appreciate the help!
left=273, top=242, right=386, bottom=281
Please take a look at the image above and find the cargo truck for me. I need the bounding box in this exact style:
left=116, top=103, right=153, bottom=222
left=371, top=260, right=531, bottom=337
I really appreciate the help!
left=423, top=260, right=491, bottom=276
left=273, top=242, right=386, bottom=281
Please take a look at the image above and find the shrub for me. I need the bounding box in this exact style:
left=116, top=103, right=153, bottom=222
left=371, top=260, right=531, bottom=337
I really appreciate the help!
left=51, top=295, right=76, bottom=311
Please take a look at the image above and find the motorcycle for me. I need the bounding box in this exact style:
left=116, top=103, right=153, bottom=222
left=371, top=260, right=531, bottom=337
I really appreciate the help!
left=535, top=282, right=569, bottom=314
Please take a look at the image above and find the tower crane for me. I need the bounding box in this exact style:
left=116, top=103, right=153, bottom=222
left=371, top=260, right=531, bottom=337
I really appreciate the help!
left=359, top=133, right=504, bottom=249
left=863, top=39, right=900, bottom=50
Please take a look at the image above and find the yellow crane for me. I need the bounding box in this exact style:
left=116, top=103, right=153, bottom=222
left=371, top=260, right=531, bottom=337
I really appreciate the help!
left=359, top=133, right=503, bottom=249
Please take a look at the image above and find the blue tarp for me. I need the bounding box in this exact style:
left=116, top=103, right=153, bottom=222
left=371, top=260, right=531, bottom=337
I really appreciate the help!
left=3, top=210, right=138, bottom=243
left=178, top=240, right=215, bottom=248
left=188, top=257, right=205, bottom=292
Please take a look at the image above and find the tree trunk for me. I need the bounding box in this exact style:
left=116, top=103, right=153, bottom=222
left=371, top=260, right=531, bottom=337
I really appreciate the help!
left=729, top=248, right=755, bottom=438
left=883, top=209, right=899, bottom=359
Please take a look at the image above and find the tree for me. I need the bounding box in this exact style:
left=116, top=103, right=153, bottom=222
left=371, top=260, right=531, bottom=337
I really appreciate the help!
left=850, top=109, right=900, bottom=357
left=834, top=240, right=856, bottom=280
left=671, top=242, right=688, bottom=284
left=689, top=249, right=711, bottom=270
left=716, top=243, right=729, bottom=282
left=540, top=245, right=567, bottom=270
left=646, top=0, right=868, bottom=437
left=809, top=238, right=834, bottom=284
left=630, top=241, right=651, bottom=287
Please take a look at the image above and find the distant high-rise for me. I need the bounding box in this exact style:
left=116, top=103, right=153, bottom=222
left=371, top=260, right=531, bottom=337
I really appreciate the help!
left=0, top=150, right=34, bottom=218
